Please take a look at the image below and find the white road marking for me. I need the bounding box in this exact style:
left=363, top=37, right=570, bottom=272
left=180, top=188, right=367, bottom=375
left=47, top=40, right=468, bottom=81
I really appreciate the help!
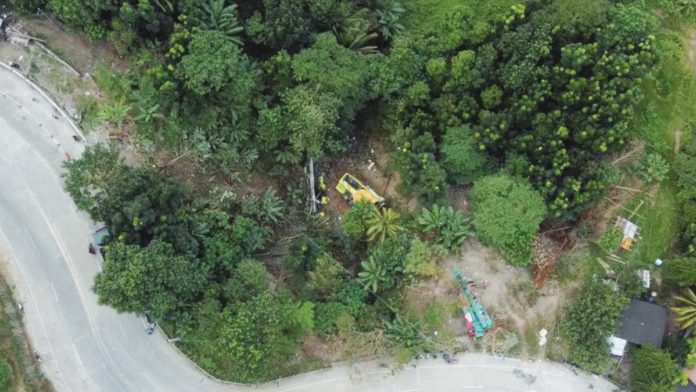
left=51, top=282, right=60, bottom=302
left=72, top=343, right=85, bottom=369
left=118, top=322, right=128, bottom=340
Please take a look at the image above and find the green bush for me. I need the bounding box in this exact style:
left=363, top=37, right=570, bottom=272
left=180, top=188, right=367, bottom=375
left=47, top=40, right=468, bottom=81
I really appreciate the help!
left=637, top=153, right=670, bottom=184
left=561, top=278, right=627, bottom=373
left=392, top=131, right=448, bottom=201
left=596, top=227, right=623, bottom=254
left=314, top=302, right=349, bottom=336
left=440, top=126, right=490, bottom=184
left=630, top=345, right=680, bottom=392
left=663, top=257, right=696, bottom=288
left=403, top=238, right=444, bottom=280
left=470, top=174, right=547, bottom=266
left=9, top=0, right=46, bottom=13
left=307, top=254, right=345, bottom=298
left=342, top=201, right=374, bottom=238
left=417, top=204, right=471, bottom=253
left=674, top=137, right=696, bottom=201
left=0, top=356, right=12, bottom=392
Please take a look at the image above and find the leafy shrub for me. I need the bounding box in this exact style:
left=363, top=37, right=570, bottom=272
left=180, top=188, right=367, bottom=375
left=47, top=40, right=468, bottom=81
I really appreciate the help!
left=638, top=153, right=670, bottom=184
left=630, top=345, right=679, bottom=392
left=470, top=174, right=547, bottom=266
left=663, top=257, right=696, bottom=288
left=674, top=137, right=696, bottom=201
left=342, top=201, right=374, bottom=238
left=225, top=259, right=270, bottom=302
left=335, top=280, right=370, bottom=323
left=307, top=254, right=345, bottom=298
left=392, top=130, right=448, bottom=201
left=617, top=267, right=646, bottom=299
left=314, top=302, right=349, bottom=336
left=9, top=0, right=46, bottom=13
left=596, top=227, right=623, bottom=254
left=561, top=278, right=627, bottom=373
left=417, top=204, right=471, bottom=253
left=385, top=314, right=432, bottom=354
left=440, top=126, right=490, bottom=184
left=403, top=238, right=445, bottom=280
left=358, top=236, right=410, bottom=292
left=0, top=356, right=11, bottom=392
left=284, top=236, right=324, bottom=273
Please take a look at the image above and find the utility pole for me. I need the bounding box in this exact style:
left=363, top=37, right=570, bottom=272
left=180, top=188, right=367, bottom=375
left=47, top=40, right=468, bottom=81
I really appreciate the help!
left=308, top=158, right=317, bottom=214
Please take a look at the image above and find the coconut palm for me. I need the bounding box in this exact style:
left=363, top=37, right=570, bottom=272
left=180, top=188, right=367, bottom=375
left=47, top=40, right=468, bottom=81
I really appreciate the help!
left=202, top=0, right=244, bottom=45
left=672, top=288, right=696, bottom=330
left=366, top=206, right=403, bottom=243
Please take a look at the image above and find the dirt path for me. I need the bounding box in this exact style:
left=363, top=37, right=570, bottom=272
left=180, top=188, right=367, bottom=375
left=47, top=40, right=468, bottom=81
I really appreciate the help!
left=687, top=29, right=696, bottom=71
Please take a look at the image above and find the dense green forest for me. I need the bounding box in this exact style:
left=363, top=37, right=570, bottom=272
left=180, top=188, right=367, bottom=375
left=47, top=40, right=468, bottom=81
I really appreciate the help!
left=10, top=0, right=696, bottom=385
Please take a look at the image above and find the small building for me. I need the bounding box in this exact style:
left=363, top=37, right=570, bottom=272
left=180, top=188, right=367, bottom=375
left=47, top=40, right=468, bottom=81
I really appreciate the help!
left=616, top=299, right=669, bottom=349
left=615, top=216, right=640, bottom=251
left=676, top=380, right=696, bottom=392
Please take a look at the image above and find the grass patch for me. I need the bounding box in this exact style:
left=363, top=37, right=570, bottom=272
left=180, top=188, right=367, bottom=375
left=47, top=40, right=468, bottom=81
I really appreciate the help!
left=552, top=247, right=604, bottom=286
left=401, top=0, right=518, bottom=35
left=619, top=7, right=695, bottom=268
left=624, top=183, right=681, bottom=267
left=634, top=21, right=696, bottom=157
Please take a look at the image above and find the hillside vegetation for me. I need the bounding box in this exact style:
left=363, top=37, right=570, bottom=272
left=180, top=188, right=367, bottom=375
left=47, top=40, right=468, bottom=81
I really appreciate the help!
left=7, top=0, right=696, bottom=386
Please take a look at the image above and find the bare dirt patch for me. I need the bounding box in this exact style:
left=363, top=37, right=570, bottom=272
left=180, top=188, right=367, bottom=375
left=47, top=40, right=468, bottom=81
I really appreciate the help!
left=404, top=239, right=568, bottom=359
left=321, top=138, right=418, bottom=216
left=11, top=16, right=125, bottom=74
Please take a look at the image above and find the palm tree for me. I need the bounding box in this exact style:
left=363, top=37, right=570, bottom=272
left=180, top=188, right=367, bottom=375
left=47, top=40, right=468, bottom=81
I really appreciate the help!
left=99, top=100, right=132, bottom=128
left=202, top=0, right=244, bottom=45
left=385, top=314, right=431, bottom=353
left=366, top=206, right=403, bottom=243
left=417, top=204, right=448, bottom=233
left=333, top=9, right=378, bottom=54
left=357, top=256, right=392, bottom=292
left=377, top=1, right=405, bottom=40
left=135, top=103, right=164, bottom=125
left=672, top=288, right=696, bottom=330
left=259, top=188, right=284, bottom=224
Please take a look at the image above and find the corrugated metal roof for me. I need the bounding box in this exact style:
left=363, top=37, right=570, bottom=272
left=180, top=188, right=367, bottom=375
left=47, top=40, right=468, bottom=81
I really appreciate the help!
left=616, top=300, right=668, bottom=348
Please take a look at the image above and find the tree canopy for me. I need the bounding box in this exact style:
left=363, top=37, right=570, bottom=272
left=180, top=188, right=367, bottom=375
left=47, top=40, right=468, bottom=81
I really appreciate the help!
left=470, top=174, right=547, bottom=265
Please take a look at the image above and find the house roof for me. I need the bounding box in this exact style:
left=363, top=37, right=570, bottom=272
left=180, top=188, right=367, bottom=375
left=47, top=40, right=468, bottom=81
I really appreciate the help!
left=616, top=300, right=668, bottom=348
left=676, top=381, right=696, bottom=392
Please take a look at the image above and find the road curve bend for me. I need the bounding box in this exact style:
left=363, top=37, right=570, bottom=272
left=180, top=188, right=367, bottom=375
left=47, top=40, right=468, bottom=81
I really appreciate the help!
left=0, top=65, right=620, bottom=392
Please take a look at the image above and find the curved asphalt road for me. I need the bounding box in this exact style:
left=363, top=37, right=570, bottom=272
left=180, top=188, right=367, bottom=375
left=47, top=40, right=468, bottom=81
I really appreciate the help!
left=0, top=65, right=621, bottom=392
